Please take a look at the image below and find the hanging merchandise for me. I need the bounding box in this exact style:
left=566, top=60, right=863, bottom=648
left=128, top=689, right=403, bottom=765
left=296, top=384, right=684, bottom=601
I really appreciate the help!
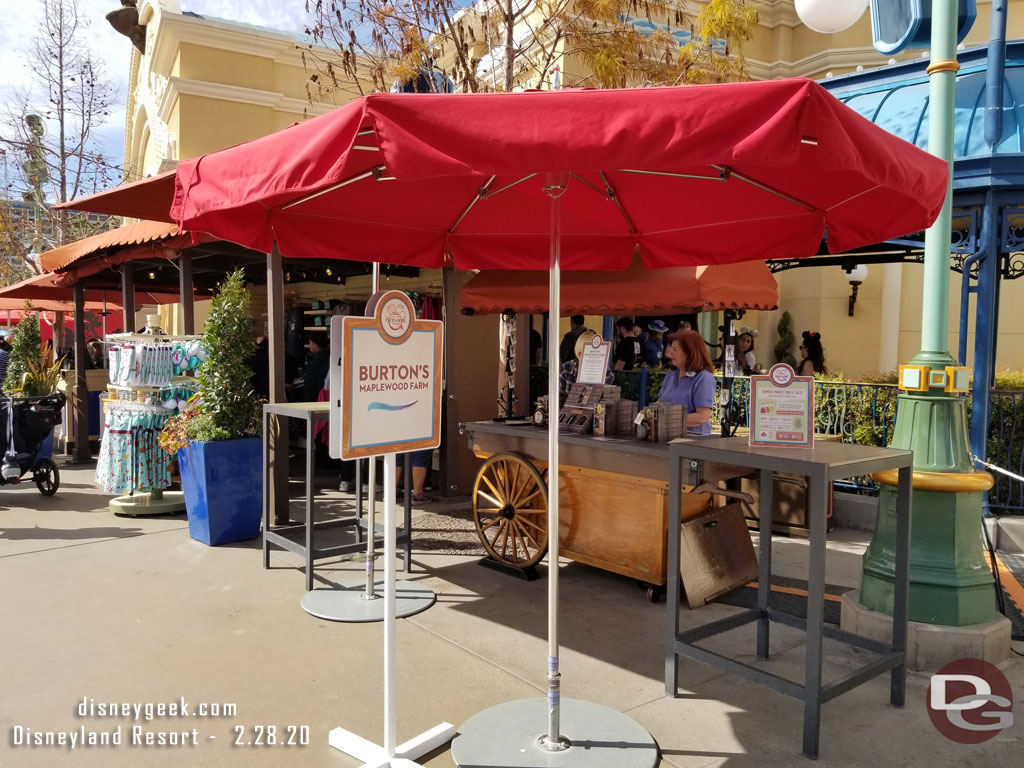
left=95, top=403, right=173, bottom=494
left=96, top=316, right=204, bottom=514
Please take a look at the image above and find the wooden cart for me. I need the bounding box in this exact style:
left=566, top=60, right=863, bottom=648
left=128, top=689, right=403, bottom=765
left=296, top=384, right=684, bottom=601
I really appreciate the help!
left=462, top=421, right=751, bottom=600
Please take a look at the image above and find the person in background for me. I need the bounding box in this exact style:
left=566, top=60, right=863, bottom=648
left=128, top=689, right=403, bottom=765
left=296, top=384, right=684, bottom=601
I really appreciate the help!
left=639, top=319, right=668, bottom=367
left=0, top=336, right=10, bottom=388
left=396, top=449, right=434, bottom=504
left=737, top=331, right=758, bottom=375
left=796, top=331, right=827, bottom=376
left=303, top=334, right=330, bottom=402
left=558, top=330, right=614, bottom=397
left=248, top=336, right=270, bottom=401
left=659, top=329, right=715, bottom=435
left=613, top=317, right=640, bottom=371
left=529, top=326, right=543, bottom=365
left=85, top=338, right=106, bottom=369
left=558, top=315, right=587, bottom=364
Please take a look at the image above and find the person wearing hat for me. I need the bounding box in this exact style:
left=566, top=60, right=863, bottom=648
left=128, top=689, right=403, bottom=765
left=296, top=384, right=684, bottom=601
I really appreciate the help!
left=639, top=320, right=668, bottom=367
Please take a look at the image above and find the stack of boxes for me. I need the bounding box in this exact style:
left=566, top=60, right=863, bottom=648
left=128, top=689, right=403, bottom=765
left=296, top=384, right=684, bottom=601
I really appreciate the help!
left=638, top=402, right=685, bottom=442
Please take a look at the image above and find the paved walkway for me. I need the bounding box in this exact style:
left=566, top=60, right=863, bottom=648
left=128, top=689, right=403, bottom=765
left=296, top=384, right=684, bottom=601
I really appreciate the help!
left=1, top=462, right=1021, bottom=767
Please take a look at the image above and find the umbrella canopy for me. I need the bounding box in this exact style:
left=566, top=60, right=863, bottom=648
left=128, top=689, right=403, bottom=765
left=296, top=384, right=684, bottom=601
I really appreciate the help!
left=171, top=79, right=947, bottom=270
left=0, top=298, right=119, bottom=313
left=0, top=272, right=182, bottom=305
left=460, top=257, right=778, bottom=315
left=52, top=170, right=178, bottom=222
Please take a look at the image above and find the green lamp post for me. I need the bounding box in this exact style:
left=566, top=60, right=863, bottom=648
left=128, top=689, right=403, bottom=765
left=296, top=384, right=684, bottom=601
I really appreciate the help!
left=857, top=0, right=997, bottom=626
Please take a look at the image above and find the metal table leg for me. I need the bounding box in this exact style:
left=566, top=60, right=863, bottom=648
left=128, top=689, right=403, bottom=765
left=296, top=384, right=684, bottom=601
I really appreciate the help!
left=757, top=468, right=773, bottom=660
left=664, top=453, right=682, bottom=696
left=890, top=465, right=912, bottom=707
left=305, top=416, right=315, bottom=592
left=802, top=470, right=828, bottom=759
left=262, top=410, right=271, bottom=569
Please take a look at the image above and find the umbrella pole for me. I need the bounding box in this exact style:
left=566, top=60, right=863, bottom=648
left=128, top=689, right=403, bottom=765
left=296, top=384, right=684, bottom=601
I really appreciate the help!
left=543, top=174, right=567, bottom=751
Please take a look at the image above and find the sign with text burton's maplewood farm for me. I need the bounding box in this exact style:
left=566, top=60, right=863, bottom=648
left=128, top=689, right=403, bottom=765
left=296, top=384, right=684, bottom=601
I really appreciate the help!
left=333, top=290, right=443, bottom=459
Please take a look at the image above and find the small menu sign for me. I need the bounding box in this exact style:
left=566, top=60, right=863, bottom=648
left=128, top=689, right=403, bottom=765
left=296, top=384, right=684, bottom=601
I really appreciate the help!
left=749, top=364, right=813, bottom=448
left=576, top=333, right=611, bottom=385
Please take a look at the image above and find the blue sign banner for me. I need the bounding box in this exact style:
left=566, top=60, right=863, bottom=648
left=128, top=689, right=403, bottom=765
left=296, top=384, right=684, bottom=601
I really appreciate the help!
left=871, top=0, right=977, bottom=55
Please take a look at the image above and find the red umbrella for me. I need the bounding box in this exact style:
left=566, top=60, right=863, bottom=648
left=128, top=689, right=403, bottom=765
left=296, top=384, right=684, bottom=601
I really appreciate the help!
left=171, top=80, right=945, bottom=270
left=168, top=78, right=947, bottom=761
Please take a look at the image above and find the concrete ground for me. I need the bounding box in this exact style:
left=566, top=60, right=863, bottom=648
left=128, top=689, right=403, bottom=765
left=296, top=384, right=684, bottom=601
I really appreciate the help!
left=1, top=461, right=1022, bottom=768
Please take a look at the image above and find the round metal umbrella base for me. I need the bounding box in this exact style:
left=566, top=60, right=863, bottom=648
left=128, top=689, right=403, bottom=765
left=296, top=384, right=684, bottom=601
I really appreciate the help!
left=452, top=698, right=658, bottom=768
left=301, top=579, right=435, bottom=623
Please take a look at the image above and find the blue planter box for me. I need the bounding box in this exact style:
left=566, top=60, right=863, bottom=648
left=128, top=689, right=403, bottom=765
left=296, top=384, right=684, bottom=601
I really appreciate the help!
left=178, top=437, right=262, bottom=546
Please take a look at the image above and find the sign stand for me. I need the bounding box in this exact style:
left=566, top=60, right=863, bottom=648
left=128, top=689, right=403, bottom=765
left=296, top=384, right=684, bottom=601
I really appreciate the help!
left=301, top=298, right=436, bottom=623
left=328, top=452, right=454, bottom=767
left=321, top=290, right=453, bottom=764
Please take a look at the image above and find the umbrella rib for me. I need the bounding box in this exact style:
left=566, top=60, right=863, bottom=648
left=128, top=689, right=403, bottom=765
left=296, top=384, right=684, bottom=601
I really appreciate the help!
left=567, top=172, right=638, bottom=235
left=599, top=171, right=638, bottom=234
left=282, top=165, right=386, bottom=210
left=616, top=169, right=727, bottom=181
left=710, top=165, right=817, bottom=212
left=449, top=175, right=495, bottom=233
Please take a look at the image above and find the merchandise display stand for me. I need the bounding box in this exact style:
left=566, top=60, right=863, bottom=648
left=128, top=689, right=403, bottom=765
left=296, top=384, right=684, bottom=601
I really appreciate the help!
left=99, top=316, right=201, bottom=516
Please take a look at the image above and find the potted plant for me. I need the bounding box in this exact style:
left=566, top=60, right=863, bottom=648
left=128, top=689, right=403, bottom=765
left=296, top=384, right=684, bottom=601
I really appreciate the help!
left=161, top=269, right=262, bottom=545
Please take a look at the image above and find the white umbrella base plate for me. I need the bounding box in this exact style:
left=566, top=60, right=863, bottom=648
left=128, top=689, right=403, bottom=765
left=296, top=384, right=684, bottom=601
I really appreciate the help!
left=110, top=491, right=185, bottom=516
left=301, top=579, right=435, bottom=623
left=452, top=698, right=658, bottom=768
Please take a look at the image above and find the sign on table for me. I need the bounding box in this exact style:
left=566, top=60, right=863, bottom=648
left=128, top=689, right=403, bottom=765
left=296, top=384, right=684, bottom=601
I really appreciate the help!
left=576, top=333, right=611, bottom=385
left=748, top=364, right=814, bottom=448
left=330, top=291, right=443, bottom=459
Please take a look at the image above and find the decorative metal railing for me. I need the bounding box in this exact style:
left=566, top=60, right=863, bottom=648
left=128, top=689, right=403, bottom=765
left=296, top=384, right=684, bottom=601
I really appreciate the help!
left=528, top=366, right=1024, bottom=512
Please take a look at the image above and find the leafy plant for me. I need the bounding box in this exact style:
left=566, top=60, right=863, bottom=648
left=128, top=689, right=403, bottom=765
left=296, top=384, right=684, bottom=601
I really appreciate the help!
left=774, top=310, right=797, bottom=368
left=16, top=355, right=65, bottom=397
left=3, top=302, right=42, bottom=395
left=159, top=269, right=259, bottom=452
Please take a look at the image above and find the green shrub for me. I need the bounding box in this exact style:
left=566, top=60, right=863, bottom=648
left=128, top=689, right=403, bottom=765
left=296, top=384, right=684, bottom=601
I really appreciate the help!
left=774, top=310, right=797, bottom=368
left=3, top=302, right=42, bottom=396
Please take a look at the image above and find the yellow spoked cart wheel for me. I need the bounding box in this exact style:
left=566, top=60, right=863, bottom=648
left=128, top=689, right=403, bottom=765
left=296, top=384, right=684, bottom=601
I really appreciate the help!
left=472, top=453, right=548, bottom=569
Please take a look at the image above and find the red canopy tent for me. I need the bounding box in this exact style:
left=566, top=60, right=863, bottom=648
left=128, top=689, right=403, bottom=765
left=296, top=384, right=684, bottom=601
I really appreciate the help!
left=460, top=258, right=778, bottom=315
left=0, top=271, right=181, bottom=305
left=51, top=170, right=177, bottom=222
left=164, top=79, right=947, bottom=762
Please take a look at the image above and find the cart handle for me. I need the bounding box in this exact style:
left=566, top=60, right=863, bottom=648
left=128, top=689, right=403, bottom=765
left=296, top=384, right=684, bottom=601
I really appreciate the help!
left=690, top=482, right=754, bottom=506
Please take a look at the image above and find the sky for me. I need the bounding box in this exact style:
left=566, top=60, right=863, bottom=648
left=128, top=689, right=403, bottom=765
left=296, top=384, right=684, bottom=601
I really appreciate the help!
left=0, top=0, right=314, bottom=186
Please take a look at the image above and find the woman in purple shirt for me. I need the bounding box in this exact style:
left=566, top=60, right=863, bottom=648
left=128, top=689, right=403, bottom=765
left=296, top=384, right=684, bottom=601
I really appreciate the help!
left=658, top=330, right=715, bottom=436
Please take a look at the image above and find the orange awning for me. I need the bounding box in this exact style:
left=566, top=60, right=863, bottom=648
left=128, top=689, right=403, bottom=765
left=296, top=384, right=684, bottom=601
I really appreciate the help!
left=40, top=219, right=184, bottom=272
left=52, top=170, right=177, bottom=223
left=460, top=258, right=778, bottom=315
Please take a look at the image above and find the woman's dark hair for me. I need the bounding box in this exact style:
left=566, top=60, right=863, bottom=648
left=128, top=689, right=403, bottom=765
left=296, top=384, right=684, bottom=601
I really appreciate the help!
left=801, top=331, right=826, bottom=374
left=666, top=329, right=713, bottom=373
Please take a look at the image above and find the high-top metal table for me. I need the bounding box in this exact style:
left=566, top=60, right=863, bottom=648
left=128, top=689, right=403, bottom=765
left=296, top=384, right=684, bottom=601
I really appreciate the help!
left=665, top=436, right=912, bottom=759
left=262, top=401, right=412, bottom=591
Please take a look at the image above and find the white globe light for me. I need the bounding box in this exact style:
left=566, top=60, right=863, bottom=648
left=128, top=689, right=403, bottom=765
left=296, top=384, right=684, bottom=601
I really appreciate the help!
left=795, top=0, right=869, bottom=34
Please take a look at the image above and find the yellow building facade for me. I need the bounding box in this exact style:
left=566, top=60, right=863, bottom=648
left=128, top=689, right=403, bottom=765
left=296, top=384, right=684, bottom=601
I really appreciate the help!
left=124, top=1, right=1024, bottom=380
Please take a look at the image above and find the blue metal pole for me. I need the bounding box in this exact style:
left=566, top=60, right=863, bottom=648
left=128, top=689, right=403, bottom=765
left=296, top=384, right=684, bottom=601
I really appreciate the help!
left=984, top=1, right=1007, bottom=148
left=958, top=250, right=983, bottom=365
left=970, top=190, right=999, bottom=467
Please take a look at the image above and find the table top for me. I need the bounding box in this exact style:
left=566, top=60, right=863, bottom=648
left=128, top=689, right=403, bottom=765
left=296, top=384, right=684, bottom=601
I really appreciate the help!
left=263, top=401, right=331, bottom=420
left=669, top=435, right=912, bottom=481
left=463, top=419, right=723, bottom=459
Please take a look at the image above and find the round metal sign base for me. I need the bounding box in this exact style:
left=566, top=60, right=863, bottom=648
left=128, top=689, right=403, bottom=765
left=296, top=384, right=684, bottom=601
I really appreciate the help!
left=301, top=579, right=436, bottom=623
left=452, top=698, right=658, bottom=768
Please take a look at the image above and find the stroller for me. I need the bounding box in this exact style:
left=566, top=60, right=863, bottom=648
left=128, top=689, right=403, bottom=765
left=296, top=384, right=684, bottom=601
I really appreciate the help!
left=0, top=392, right=65, bottom=496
